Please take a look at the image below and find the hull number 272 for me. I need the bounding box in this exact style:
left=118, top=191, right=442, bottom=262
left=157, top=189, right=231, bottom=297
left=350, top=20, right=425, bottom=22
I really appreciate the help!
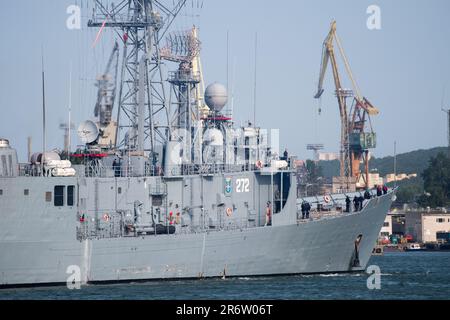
left=236, top=178, right=250, bottom=193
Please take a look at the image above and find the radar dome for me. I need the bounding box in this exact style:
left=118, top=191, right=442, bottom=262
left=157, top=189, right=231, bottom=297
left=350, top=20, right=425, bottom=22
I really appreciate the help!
left=205, top=83, right=228, bottom=112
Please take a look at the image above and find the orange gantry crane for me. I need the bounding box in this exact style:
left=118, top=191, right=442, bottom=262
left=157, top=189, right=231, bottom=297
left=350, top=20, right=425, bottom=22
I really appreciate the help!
left=314, top=21, right=379, bottom=190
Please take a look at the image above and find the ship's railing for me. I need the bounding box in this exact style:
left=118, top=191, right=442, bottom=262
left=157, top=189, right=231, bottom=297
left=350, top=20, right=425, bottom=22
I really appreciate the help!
left=75, top=164, right=260, bottom=178
left=177, top=217, right=255, bottom=234
left=168, top=70, right=201, bottom=84
left=79, top=164, right=161, bottom=178
left=76, top=208, right=256, bottom=240
left=297, top=189, right=380, bottom=208
left=172, top=164, right=255, bottom=176
left=18, top=164, right=39, bottom=177
left=76, top=211, right=126, bottom=241
left=296, top=189, right=394, bottom=223
left=166, top=162, right=291, bottom=176
left=18, top=160, right=292, bottom=178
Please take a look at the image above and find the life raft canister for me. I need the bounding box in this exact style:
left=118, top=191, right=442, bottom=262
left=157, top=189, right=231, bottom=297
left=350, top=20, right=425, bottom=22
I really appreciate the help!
left=226, top=207, right=233, bottom=217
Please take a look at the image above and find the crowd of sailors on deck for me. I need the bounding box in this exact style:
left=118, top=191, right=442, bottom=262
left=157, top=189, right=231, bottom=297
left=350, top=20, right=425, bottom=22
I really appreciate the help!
left=299, top=184, right=389, bottom=221
left=345, top=184, right=388, bottom=213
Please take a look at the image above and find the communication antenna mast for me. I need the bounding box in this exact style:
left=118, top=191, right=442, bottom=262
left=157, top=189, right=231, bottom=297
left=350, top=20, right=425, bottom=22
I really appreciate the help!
left=88, top=0, right=187, bottom=153
left=160, top=26, right=203, bottom=164
left=160, top=26, right=202, bottom=130
left=253, top=32, right=258, bottom=127
left=41, top=51, right=46, bottom=176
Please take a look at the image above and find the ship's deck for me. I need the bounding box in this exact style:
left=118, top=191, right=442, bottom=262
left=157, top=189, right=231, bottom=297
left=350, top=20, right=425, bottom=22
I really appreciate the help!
left=296, top=189, right=393, bottom=223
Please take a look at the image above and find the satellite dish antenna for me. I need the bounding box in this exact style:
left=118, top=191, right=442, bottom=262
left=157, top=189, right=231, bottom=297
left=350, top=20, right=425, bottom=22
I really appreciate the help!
left=77, top=120, right=99, bottom=144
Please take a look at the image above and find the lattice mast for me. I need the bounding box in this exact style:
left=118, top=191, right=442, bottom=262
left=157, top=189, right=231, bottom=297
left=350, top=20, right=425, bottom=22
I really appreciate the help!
left=88, top=0, right=187, bottom=153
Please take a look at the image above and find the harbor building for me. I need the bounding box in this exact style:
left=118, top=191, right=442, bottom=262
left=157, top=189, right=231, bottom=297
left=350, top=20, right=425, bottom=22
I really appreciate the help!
left=405, top=209, right=450, bottom=243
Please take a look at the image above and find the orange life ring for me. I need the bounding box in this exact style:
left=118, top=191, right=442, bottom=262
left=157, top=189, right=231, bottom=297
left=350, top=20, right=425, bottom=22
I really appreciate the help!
left=255, top=160, right=263, bottom=169
left=226, top=207, right=233, bottom=217
left=103, top=213, right=110, bottom=222
left=323, top=195, right=331, bottom=203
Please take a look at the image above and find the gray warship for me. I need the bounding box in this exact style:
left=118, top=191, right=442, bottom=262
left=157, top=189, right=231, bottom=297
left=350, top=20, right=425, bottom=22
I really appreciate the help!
left=0, top=0, right=395, bottom=287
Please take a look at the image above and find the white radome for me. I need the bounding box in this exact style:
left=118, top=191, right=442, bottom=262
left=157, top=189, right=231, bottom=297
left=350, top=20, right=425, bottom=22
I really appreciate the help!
left=204, top=83, right=228, bottom=112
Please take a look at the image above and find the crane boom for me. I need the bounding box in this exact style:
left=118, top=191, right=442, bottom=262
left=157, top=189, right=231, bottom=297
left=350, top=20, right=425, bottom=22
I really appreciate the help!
left=315, top=21, right=351, bottom=179
left=94, top=41, right=119, bottom=127
left=314, top=23, right=334, bottom=99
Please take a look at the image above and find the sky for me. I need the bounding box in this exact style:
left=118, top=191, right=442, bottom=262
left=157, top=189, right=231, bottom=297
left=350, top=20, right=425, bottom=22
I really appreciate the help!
left=0, top=0, right=449, bottom=162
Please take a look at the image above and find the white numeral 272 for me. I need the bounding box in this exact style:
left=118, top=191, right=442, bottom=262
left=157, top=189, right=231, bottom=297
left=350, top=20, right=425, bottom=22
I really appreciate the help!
left=236, top=178, right=250, bottom=193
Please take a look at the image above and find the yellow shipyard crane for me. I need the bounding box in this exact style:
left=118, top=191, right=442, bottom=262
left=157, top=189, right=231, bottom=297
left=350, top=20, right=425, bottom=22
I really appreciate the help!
left=314, top=21, right=379, bottom=190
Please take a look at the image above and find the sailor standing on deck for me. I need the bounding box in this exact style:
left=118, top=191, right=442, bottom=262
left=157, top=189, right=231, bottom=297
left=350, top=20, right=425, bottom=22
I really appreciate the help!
left=283, top=149, right=289, bottom=160
left=113, top=158, right=120, bottom=177
left=358, top=195, right=364, bottom=211
left=304, top=201, right=311, bottom=219
left=353, top=195, right=359, bottom=212
left=301, top=201, right=306, bottom=219
left=376, top=185, right=382, bottom=197
left=345, top=196, right=351, bottom=213
left=265, top=201, right=272, bottom=226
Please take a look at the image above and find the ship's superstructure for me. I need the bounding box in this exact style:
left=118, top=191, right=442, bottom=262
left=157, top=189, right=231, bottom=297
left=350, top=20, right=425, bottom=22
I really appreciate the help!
left=0, top=0, right=395, bottom=287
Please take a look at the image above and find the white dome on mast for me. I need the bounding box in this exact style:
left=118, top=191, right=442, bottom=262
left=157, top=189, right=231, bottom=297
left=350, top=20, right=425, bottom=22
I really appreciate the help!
left=204, top=83, right=228, bottom=112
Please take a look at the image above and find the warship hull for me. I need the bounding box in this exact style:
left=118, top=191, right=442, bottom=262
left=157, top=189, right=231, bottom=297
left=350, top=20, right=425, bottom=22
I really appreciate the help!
left=0, top=174, right=393, bottom=286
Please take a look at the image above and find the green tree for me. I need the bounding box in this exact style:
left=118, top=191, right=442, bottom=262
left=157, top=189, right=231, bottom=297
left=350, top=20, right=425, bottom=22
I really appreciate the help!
left=418, top=153, right=450, bottom=207
left=306, top=160, right=322, bottom=183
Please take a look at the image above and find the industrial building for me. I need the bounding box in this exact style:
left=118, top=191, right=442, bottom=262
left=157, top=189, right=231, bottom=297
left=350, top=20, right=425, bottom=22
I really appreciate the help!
left=405, top=210, right=450, bottom=243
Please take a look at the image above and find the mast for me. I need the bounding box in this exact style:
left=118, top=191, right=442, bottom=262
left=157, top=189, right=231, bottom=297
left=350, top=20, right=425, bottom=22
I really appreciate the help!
left=41, top=53, right=46, bottom=176
left=68, top=65, right=72, bottom=155
left=253, top=32, right=258, bottom=127
left=88, top=0, right=187, bottom=153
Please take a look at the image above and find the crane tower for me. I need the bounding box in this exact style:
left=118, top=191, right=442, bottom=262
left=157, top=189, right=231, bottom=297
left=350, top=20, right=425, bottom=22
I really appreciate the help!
left=314, top=21, right=379, bottom=190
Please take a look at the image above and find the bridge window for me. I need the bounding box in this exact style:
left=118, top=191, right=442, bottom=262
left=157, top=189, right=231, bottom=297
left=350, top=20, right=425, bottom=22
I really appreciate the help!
left=0, top=189, right=3, bottom=195
left=67, top=186, right=75, bottom=206
left=24, top=189, right=29, bottom=196
left=54, top=186, right=65, bottom=207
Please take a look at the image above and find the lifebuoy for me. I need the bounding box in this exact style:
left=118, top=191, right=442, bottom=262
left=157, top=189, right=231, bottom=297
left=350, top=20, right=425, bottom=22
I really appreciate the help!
left=103, top=213, right=110, bottom=222
left=323, top=195, right=331, bottom=203
left=226, top=207, right=233, bottom=217
left=255, top=160, right=263, bottom=169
